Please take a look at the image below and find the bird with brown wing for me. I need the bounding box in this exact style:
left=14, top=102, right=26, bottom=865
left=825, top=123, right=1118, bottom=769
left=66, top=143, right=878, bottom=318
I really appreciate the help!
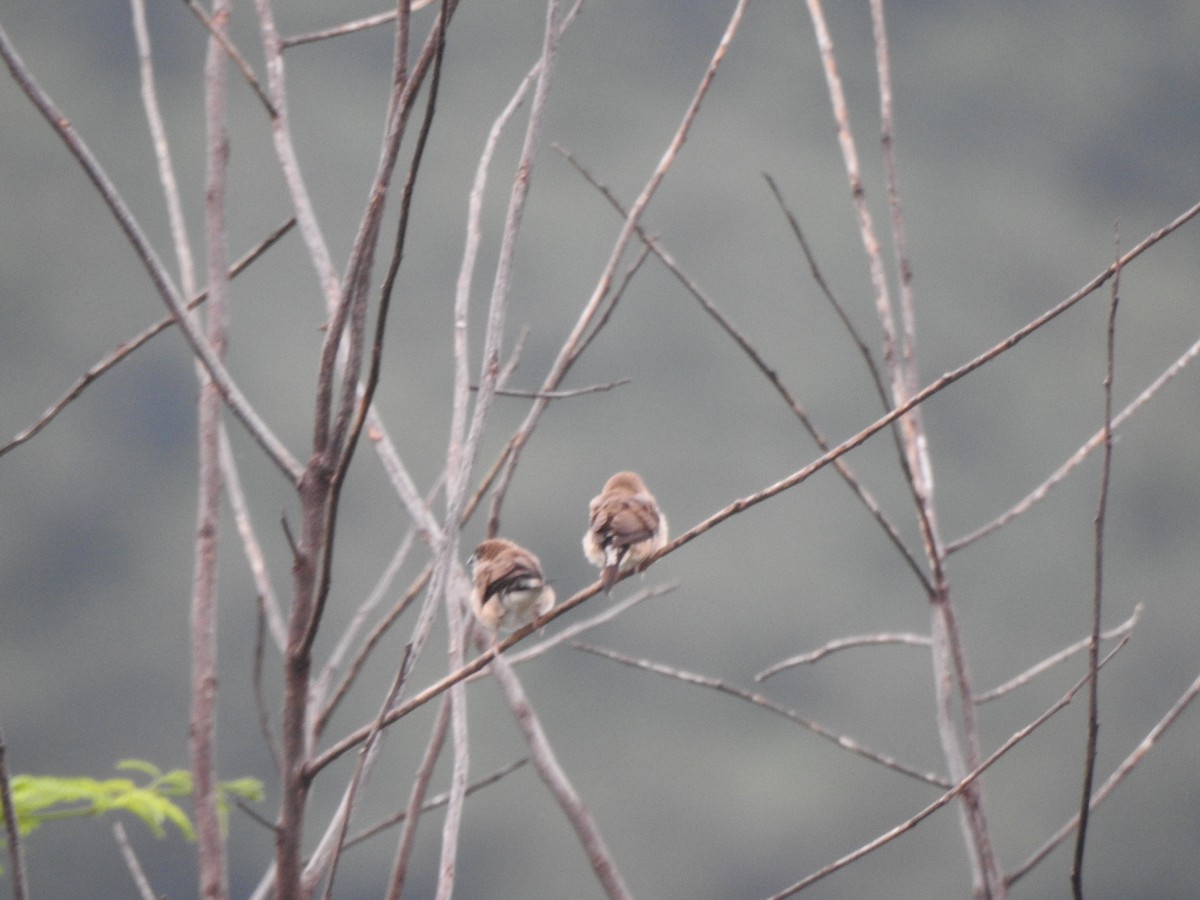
left=583, top=471, right=668, bottom=592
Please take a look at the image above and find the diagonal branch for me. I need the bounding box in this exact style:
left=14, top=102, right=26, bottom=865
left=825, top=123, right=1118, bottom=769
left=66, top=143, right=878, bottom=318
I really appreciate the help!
left=766, top=637, right=1130, bottom=898
left=490, top=650, right=633, bottom=899
left=575, top=643, right=949, bottom=787
left=0, top=22, right=304, bottom=482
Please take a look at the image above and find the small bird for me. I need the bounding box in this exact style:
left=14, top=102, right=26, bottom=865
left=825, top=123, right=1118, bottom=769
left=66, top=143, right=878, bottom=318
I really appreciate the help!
left=583, top=471, right=668, bottom=592
left=467, top=538, right=556, bottom=634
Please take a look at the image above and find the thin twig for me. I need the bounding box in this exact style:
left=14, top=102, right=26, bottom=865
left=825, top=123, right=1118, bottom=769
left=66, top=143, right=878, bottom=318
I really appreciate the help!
left=383, top=695, right=452, bottom=900
left=314, top=561, right=431, bottom=737
left=0, top=730, right=27, bottom=900
left=0, top=22, right=304, bottom=481
left=472, top=379, right=631, bottom=398
left=765, top=637, right=1130, bottom=898
left=113, top=821, right=158, bottom=900
left=756, top=632, right=932, bottom=681
left=131, top=0, right=195, bottom=297
left=574, top=643, right=949, bottom=787
left=435, top=574, right=470, bottom=900
left=252, top=597, right=282, bottom=774
left=364, top=758, right=528, bottom=852
left=978, top=604, right=1141, bottom=704
left=947, top=331, right=1200, bottom=553
left=182, top=0, right=277, bottom=116
left=457, top=0, right=570, bottom=542
left=303, top=0, right=448, bottom=660
left=316, top=647, right=413, bottom=900
left=1009, top=663, right=1200, bottom=886
left=0, top=219, right=293, bottom=460
left=220, top=425, right=287, bottom=651
left=1071, top=232, right=1121, bottom=898
left=490, top=650, right=634, bottom=899
left=281, top=0, right=437, bottom=49
left=496, top=581, right=680, bottom=671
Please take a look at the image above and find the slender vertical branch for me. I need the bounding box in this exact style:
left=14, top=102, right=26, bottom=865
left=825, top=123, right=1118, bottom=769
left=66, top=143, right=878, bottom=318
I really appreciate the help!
left=1071, top=234, right=1120, bottom=898
left=190, top=2, right=232, bottom=894
left=0, top=730, right=27, bottom=900
left=384, top=696, right=453, bottom=900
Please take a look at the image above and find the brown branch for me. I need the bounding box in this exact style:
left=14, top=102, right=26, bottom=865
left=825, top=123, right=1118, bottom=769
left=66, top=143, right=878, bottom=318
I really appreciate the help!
left=756, top=632, right=932, bottom=681
left=113, top=821, right=158, bottom=900
left=0, top=22, right=304, bottom=481
left=190, top=6, right=232, bottom=893
left=182, top=0, right=276, bottom=117
left=383, top=695, right=452, bottom=900
left=574, top=643, right=949, bottom=788
left=1008, top=663, right=1200, bottom=887
left=471, top=379, right=632, bottom=399
left=489, top=650, right=633, bottom=899
left=0, top=730, right=27, bottom=900
left=977, top=604, right=1141, bottom=703
left=131, top=0, right=196, bottom=296
left=762, top=173, right=893, bottom=413
left=947, top=330, right=1200, bottom=553
left=24, top=222, right=287, bottom=443
left=252, top=598, right=281, bottom=774
left=1071, top=232, right=1121, bottom=898
left=367, top=758, right=528, bottom=852
left=767, top=637, right=1130, bottom=898
left=314, top=647, right=412, bottom=900
left=0, top=219, right=292, bottom=460
left=281, top=0, right=437, bottom=49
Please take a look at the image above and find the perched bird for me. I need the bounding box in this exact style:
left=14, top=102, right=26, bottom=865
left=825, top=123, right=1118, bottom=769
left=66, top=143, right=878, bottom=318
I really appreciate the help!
left=467, top=538, right=556, bottom=634
left=583, top=471, right=668, bottom=592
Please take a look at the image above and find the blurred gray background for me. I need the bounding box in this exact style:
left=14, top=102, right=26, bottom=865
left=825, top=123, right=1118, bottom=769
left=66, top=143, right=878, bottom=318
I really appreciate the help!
left=1, top=0, right=1199, bottom=897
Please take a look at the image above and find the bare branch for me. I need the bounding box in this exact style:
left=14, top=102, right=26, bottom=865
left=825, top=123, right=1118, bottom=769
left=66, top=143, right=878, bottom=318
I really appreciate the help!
left=1009, top=664, right=1200, bottom=886
left=947, top=331, right=1200, bottom=553
left=756, top=632, right=932, bottom=681
left=367, top=758, right=529, bottom=853
left=977, top=604, right=1141, bottom=703
left=766, top=637, right=1130, bottom=898
left=0, top=219, right=293, bottom=460
left=1071, top=231, right=1121, bottom=898
left=281, top=0, right=437, bottom=49
left=496, top=582, right=679, bottom=671
left=0, top=730, right=27, bottom=900
left=490, top=651, right=633, bottom=899
left=113, top=821, right=158, bottom=900
left=219, top=426, right=287, bottom=652
left=574, top=643, right=949, bottom=788
left=189, top=7, right=233, bottom=893
left=131, top=0, right=195, bottom=296
left=0, top=23, right=304, bottom=481
left=182, top=0, right=277, bottom=117
left=472, top=378, right=632, bottom=399
left=383, top=695, right=452, bottom=900
left=252, top=600, right=281, bottom=775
